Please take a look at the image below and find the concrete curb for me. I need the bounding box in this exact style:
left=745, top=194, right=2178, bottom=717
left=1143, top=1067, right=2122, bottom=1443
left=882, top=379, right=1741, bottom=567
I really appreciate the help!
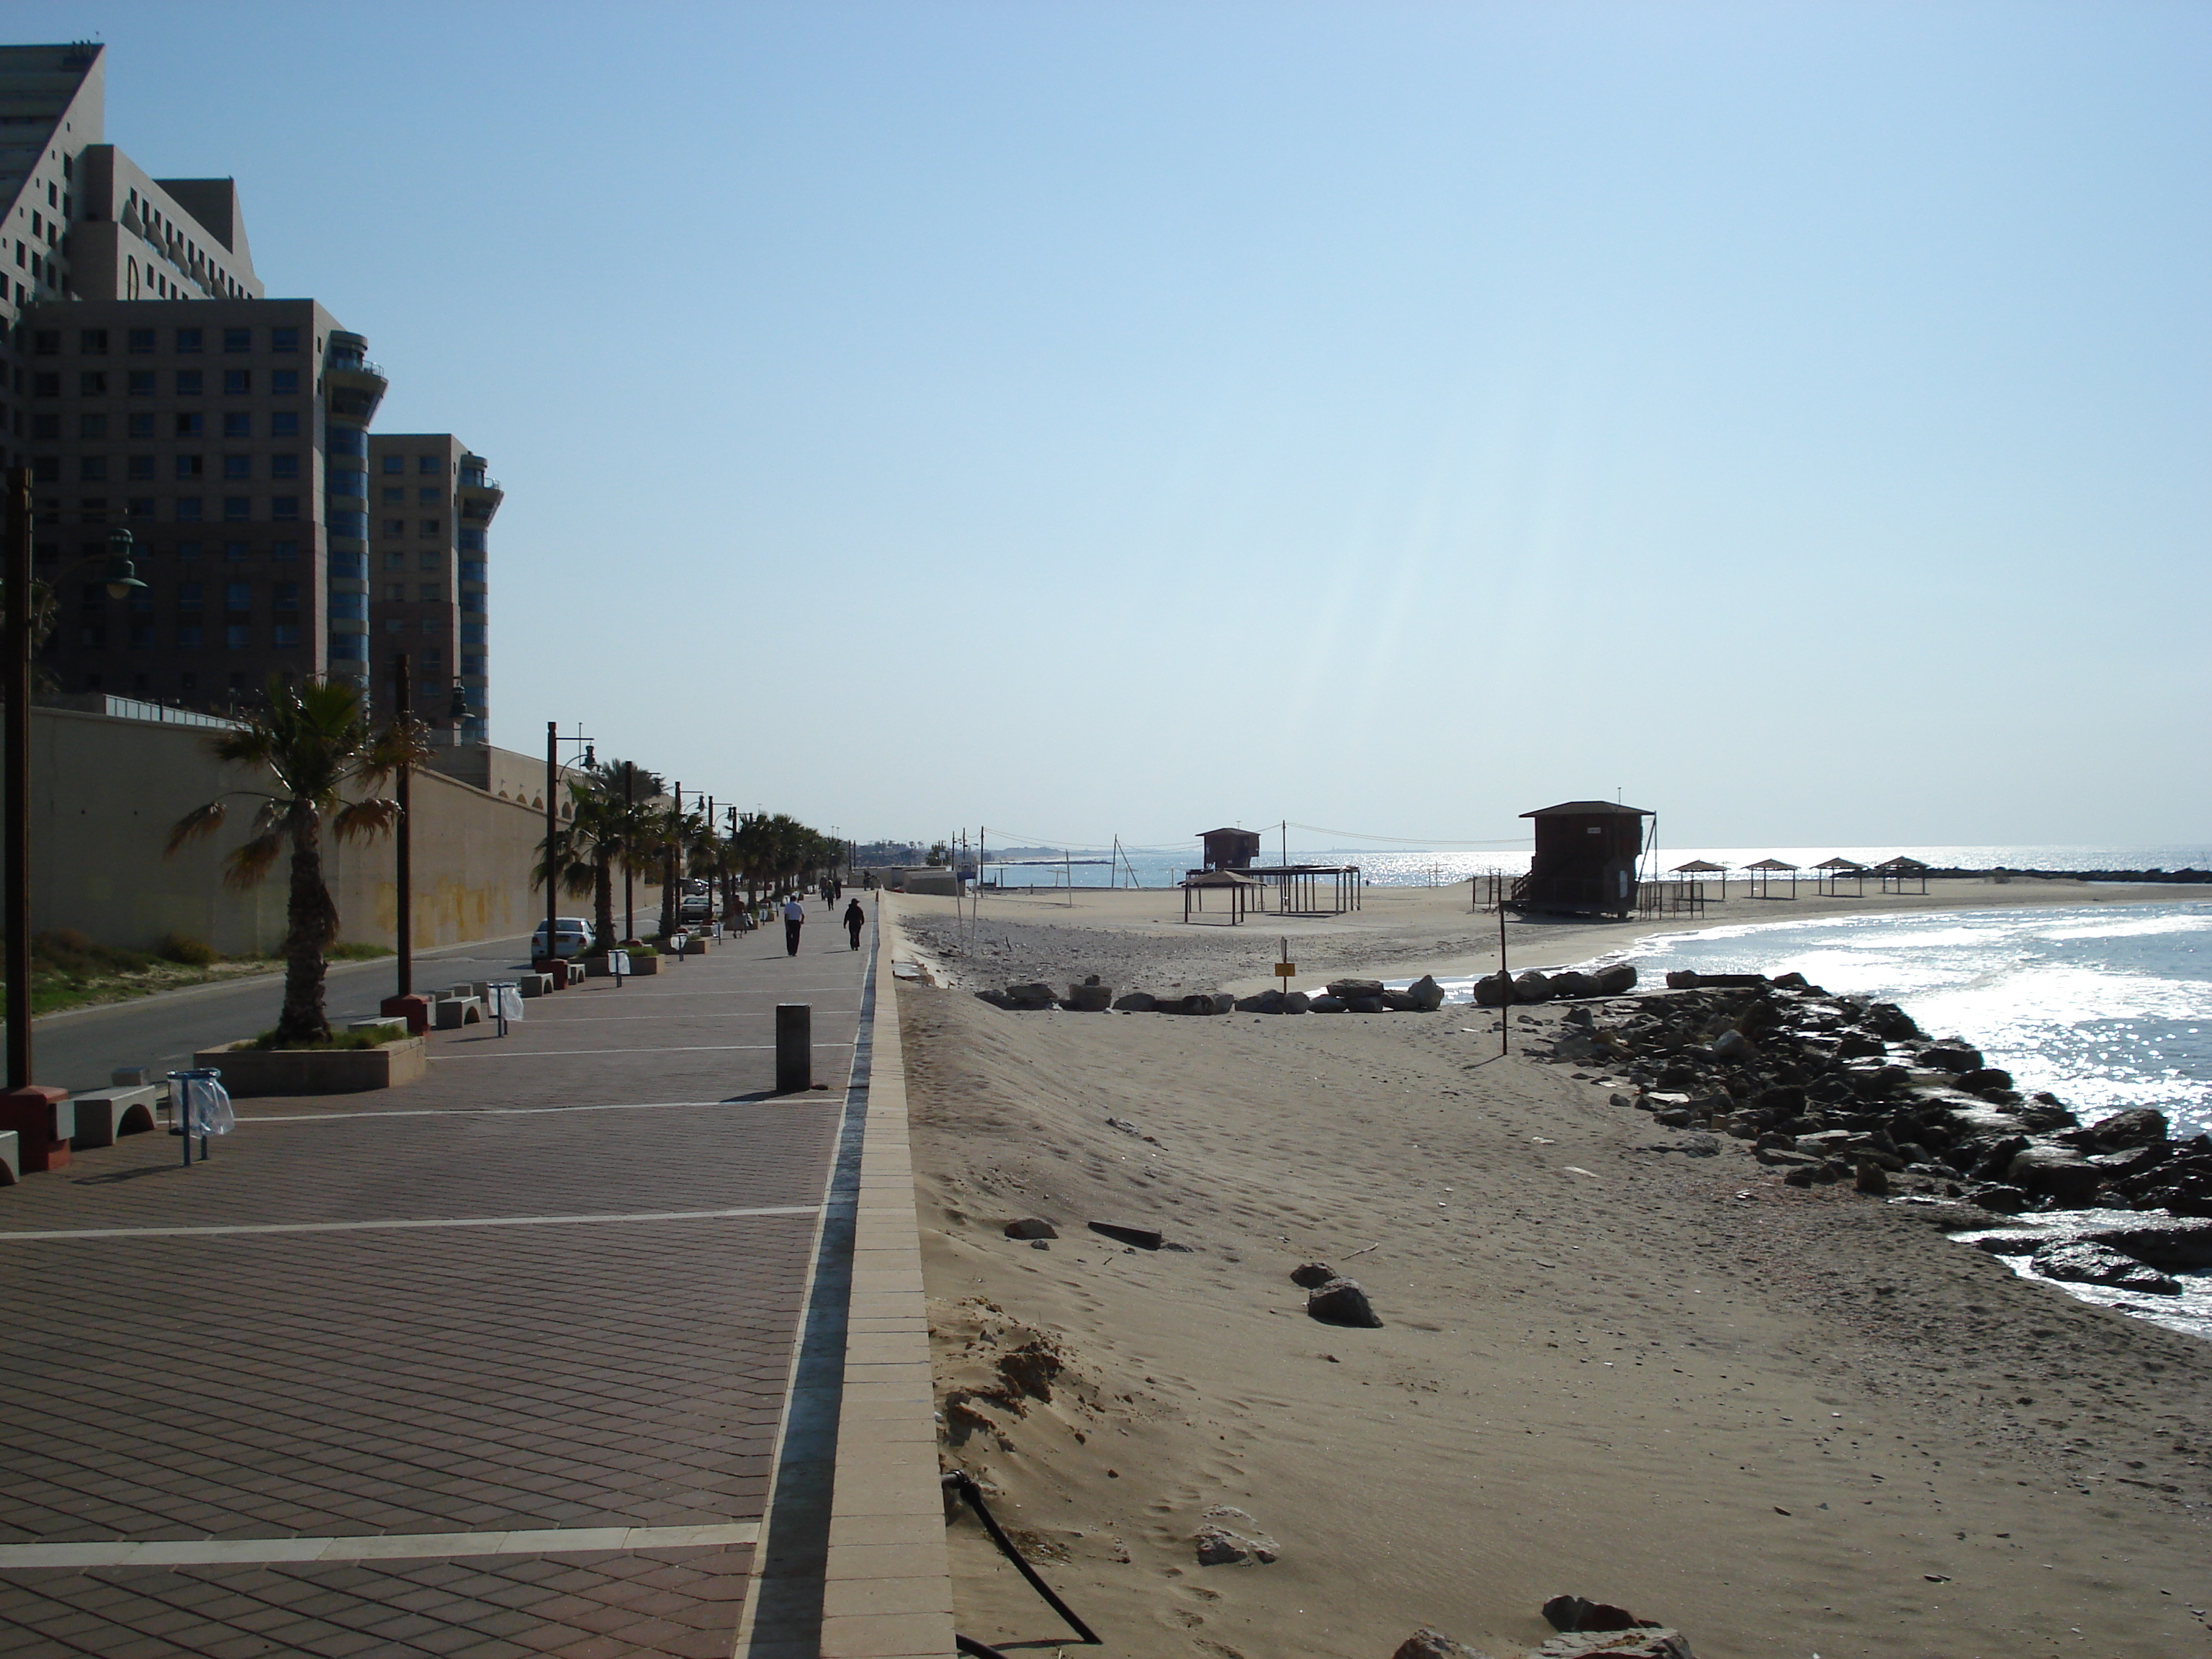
left=818, top=896, right=954, bottom=1658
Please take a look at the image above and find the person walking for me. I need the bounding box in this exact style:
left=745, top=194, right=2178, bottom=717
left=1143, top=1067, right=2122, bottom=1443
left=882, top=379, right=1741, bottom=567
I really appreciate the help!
left=782, top=893, right=806, bottom=956
left=843, top=897, right=866, bottom=951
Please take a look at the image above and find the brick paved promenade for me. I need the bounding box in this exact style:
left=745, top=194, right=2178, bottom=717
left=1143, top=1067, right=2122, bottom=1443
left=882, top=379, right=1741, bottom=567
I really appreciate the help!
left=0, top=915, right=881, bottom=1658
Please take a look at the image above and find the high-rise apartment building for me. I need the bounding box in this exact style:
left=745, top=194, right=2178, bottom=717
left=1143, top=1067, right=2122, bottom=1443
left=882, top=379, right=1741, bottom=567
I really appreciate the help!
left=0, top=41, right=497, bottom=721
left=368, top=433, right=500, bottom=742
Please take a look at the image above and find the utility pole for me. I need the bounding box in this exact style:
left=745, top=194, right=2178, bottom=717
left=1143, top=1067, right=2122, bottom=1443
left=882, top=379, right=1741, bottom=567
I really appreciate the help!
left=541, top=721, right=558, bottom=968
left=4, top=467, right=32, bottom=1090
left=393, top=652, right=413, bottom=1001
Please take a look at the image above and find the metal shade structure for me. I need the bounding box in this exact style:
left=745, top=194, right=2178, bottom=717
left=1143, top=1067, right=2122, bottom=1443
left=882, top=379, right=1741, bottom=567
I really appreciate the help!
left=1671, top=858, right=1728, bottom=902
left=1876, top=855, right=1930, bottom=894
left=1182, top=868, right=1258, bottom=925
left=1814, top=856, right=1868, bottom=896
left=1744, top=858, right=1800, bottom=899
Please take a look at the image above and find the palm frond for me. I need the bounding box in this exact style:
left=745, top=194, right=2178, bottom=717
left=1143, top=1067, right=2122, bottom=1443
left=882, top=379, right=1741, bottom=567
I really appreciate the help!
left=165, top=800, right=228, bottom=854
left=331, top=799, right=403, bottom=843
left=222, top=831, right=285, bottom=890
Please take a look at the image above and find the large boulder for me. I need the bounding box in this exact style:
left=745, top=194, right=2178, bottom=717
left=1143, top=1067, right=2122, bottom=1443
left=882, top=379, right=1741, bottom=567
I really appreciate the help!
left=1308, top=994, right=1347, bottom=1012
left=2031, top=1239, right=2180, bottom=1295
left=1004, top=982, right=1057, bottom=1009
left=1381, top=992, right=1421, bottom=1012
left=1393, top=1630, right=1497, bottom=1659
left=1326, top=978, right=1385, bottom=1001
left=1112, top=991, right=1157, bottom=1012
left=1593, top=963, right=1638, bottom=995
left=1473, top=971, right=1515, bottom=1007
left=1513, top=970, right=1555, bottom=1004
left=1307, top=1277, right=1382, bottom=1327
left=1235, top=990, right=1285, bottom=1014
left=1282, top=991, right=1311, bottom=1014
left=1064, top=983, right=1113, bottom=1012
left=1348, top=996, right=1388, bottom=1014
left=1289, top=1262, right=1338, bottom=1287
left=1004, top=1218, right=1058, bottom=1241
left=2005, top=1145, right=2106, bottom=1205
left=1405, top=974, right=1448, bottom=1011
left=1865, top=1002, right=1923, bottom=1040
left=1916, top=1044, right=1984, bottom=1074
left=2062, top=1108, right=2170, bottom=1152
left=1547, top=970, right=1599, bottom=1000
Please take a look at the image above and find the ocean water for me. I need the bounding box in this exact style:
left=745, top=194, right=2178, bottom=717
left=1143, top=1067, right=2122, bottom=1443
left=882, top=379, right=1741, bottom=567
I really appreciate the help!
left=979, top=843, right=2211, bottom=891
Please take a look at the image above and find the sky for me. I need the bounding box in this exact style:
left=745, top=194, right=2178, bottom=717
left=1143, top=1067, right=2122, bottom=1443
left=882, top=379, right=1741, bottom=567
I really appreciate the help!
left=24, top=1, right=2210, bottom=854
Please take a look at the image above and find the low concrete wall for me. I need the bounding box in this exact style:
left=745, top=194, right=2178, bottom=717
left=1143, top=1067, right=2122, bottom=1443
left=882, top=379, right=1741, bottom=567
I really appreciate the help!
left=28, top=705, right=548, bottom=956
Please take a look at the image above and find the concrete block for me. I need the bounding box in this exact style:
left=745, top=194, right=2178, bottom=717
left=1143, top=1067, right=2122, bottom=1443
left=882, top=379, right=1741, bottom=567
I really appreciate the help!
left=433, top=995, right=484, bottom=1030
left=68, top=1087, right=159, bottom=1149
left=348, top=1017, right=410, bottom=1039
left=0, top=1087, right=72, bottom=1172
left=516, top=972, right=555, bottom=998
left=0, top=1129, right=17, bottom=1184
left=379, top=993, right=431, bottom=1035
left=110, top=1066, right=153, bottom=1087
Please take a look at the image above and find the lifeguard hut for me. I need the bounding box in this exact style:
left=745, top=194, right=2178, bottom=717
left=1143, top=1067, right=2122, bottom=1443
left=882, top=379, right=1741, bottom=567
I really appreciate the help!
left=1509, top=801, right=1653, bottom=919
left=1198, top=827, right=1262, bottom=872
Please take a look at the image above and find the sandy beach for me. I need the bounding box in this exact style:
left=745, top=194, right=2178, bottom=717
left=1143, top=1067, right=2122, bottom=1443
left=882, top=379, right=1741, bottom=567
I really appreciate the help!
left=888, top=878, right=2211, bottom=1657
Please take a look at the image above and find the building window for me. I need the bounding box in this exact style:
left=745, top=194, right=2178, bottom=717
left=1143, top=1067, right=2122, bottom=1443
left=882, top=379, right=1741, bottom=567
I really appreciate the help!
left=462, top=655, right=485, bottom=675
left=176, top=498, right=203, bottom=522
left=459, top=561, right=485, bottom=584
left=129, top=622, right=155, bottom=649
left=223, top=455, right=251, bottom=480
left=127, top=413, right=154, bottom=439
left=271, top=328, right=299, bottom=354
left=418, top=552, right=441, bottom=572
left=458, top=529, right=485, bottom=552
left=223, top=413, right=251, bottom=439
left=419, top=520, right=440, bottom=537
left=178, top=583, right=203, bottom=610
left=31, top=329, right=57, bottom=354
left=417, top=456, right=440, bottom=476
left=177, top=541, right=203, bottom=562
left=269, top=411, right=300, bottom=437
left=128, top=456, right=156, bottom=482
left=380, top=455, right=404, bottom=475
left=31, top=373, right=58, bottom=397
left=175, top=370, right=202, bottom=396
left=417, top=487, right=441, bottom=506
left=384, top=618, right=405, bottom=634
left=223, top=328, right=251, bottom=353
left=79, top=329, right=108, bottom=355
left=224, top=542, right=249, bottom=562
left=269, top=496, right=297, bottom=521
left=224, top=583, right=251, bottom=611
left=461, top=593, right=486, bottom=616
left=78, top=372, right=107, bottom=396
left=382, top=519, right=405, bottom=536
left=222, top=370, right=251, bottom=395
left=418, top=583, right=442, bottom=602
left=78, top=413, right=107, bottom=439
left=127, top=328, right=155, bottom=354
left=30, top=414, right=60, bottom=440
left=176, top=624, right=205, bottom=648
left=271, top=454, right=299, bottom=480
left=459, top=622, right=485, bottom=645
left=78, top=457, right=107, bottom=483
left=271, top=541, right=299, bottom=561
left=223, top=498, right=251, bottom=521
left=175, top=413, right=203, bottom=437
left=176, top=455, right=204, bottom=480
left=421, top=623, right=439, bottom=639
left=126, top=369, right=155, bottom=396
left=274, top=583, right=299, bottom=611
left=127, top=498, right=154, bottom=519
left=30, top=457, right=59, bottom=484
left=271, top=369, right=299, bottom=395
left=272, top=623, right=300, bottom=647
left=381, top=487, right=403, bottom=504
left=328, top=592, right=367, bottom=621
left=78, top=499, right=110, bottom=525
left=176, top=328, right=202, bottom=353
left=225, top=624, right=249, bottom=649
left=328, top=634, right=366, bottom=662
left=384, top=583, right=404, bottom=601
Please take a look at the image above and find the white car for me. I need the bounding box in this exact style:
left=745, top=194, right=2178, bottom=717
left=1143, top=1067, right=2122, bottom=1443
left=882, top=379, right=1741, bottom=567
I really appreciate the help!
left=531, top=917, right=596, bottom=958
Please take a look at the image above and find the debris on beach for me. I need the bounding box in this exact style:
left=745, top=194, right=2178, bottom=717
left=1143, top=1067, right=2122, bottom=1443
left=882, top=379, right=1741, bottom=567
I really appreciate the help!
left=1003, top=1217, right=1058, bottom=1241
left=1192, top=1504, right=1279, bottom=1565
left=1306, top=1275, right=1383, bottom=1327
left=1541, top=1594, right=1660, bottom=1632
left=1087, top=1220, right=1164, bottom=1250
left=1390, top=1627, right=1496, bottom=1659
left=1290, top=1261, right=1339, bottom=1287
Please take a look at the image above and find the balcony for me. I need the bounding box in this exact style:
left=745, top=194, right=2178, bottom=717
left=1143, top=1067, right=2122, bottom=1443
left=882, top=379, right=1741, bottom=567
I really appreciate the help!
left=323, top=357, right=388, bottom=421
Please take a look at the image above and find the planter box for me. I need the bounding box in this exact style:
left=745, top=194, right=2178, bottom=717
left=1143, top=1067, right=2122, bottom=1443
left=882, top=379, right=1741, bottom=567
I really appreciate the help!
left=193, top=1037, right=427, bottom=1097
left=625, top=956, right=660, bottom=976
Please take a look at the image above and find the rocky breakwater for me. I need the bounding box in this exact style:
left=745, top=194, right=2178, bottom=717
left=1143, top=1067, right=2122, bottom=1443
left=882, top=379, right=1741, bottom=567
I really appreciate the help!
left=1537, top=968, right=2212, bottom=1297
left=974, top=967, right=1638, bottom=1017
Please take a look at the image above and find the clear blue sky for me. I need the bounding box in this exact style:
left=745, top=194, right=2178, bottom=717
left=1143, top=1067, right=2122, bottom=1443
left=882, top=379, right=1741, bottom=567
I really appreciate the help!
left=31, top=1, right=2211, bottom=850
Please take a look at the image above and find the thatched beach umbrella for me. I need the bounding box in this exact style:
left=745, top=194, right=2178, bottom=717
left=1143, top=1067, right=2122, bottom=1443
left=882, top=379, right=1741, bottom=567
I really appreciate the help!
left=1876, top=855, right=1930, bottom=895
left=1815, top=856, right=1867, bottom=897
left=1671, top=858, right=1728, bottom=902
left=1745, top=858, right=1800, bottom=899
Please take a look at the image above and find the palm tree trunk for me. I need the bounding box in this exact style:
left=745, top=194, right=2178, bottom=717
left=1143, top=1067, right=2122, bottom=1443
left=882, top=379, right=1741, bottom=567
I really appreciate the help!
left=659, top=848, right=678, bottom=939
left=276, top=816, right=337, bottom=1046
left=594, top=856, right=614, bottom=950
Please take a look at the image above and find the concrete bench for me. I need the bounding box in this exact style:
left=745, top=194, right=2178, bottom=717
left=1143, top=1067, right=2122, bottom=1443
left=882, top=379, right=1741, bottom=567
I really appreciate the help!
left=0, top=1129, right=17, bottom=1184
left=68, top=1087, right=160, bottom=1149
left=515, top=971, right=556, bottom=997
left=347, top=1017, right=411, bottom=1040
left=433, top=996, right=485, bottom=1029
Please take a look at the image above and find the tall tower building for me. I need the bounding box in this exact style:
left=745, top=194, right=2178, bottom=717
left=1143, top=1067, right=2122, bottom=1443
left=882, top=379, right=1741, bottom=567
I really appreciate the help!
left=368, top=433, right=500, bottom=742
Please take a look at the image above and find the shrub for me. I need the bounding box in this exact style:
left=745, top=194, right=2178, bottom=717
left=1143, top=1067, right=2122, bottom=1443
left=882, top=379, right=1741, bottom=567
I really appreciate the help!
left=156, top=931, right=220, bottom=966
left=32, top=930, right=153, bottom=978
left=247, top=1025, right=401, bottom=1051
left=325, top=941, right=395, bottom=961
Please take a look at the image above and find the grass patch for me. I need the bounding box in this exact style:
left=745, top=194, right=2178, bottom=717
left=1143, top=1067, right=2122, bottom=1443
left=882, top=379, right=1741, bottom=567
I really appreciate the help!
left=7, top=930, right=276, bottom=1017
left=244, top=1025, right=407, bottom=1051
left=326, top=942, right=395, bottom=961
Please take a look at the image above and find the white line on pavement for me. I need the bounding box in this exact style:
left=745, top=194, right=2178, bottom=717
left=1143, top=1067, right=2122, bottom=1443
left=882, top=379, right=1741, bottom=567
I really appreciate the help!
left=428, top=1043, right=852, bottom=1059
left=0, top=1521, right=761, bottom=1568
left=240, top=1098, right=787, bottom=1123
left=0, top=1204, right=820, bottom=1243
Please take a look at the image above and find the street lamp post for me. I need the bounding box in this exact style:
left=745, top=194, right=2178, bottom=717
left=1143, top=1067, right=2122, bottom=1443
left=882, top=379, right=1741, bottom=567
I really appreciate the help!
left=539, top=721, right=593, bottom=974
left=4, top=469, right=144, bottom=1164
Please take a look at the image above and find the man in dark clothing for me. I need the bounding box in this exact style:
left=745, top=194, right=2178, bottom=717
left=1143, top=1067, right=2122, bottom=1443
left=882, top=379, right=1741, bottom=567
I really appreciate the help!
left=782, top=894, right=806, bottom=956
left=843, top=898, right=866, bottom=950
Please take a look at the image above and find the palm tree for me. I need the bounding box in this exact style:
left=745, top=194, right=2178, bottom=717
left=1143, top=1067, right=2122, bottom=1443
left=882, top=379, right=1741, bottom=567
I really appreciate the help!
left=167, top=675, right=426, bottom=1046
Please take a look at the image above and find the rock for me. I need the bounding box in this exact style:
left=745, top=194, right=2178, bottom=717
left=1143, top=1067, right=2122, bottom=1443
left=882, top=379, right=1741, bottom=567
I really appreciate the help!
left=1916, top=1044, right=1984, bottom=1074
left=1326, top=978, right=1386, bottom=1000
left=2031, top=1240, right=2181, bottom=1295
left=1308, top=995, right=1347, bottom=1013
left=1290, top=1262, right=1338, bottom=1288
left=2062, top=1107, right=2170, bottom=1152
left=1307, top=1277, right=1382, bottom=1327
left=1967, top=1182, right=2031, bottom=1214
left=1711, top=1030, right=1751, bottom=1061
left=1406, top=974, right=1448, bottom=1011
left=1112, top=991, right=1156, bottom=1012
left=1393, top=1629, right=1496, bottom=1659
left=1514, top=971, right=1555, bottom=1003
left=1854, top=1161, right=1889, bottom=1195
left=1381, top=991, right=1421, bottom=1012
left=1664, top=970, right=1700, bottom=989
left=1653, top=1107, right=1696, bottom=1128
left=1088, top=1220, right=1164, bottom=1250
left=2005, top=1145, right=2105, bottom=1205
left=1282, top=991, right=1311, bottom=1014
left=1208, top=992, right=1236, bottom=1015
left=1957, top=1066, right=2013, bottom=1092
left=1593, top=963, right=1638, bottom=995
left=1864, top=1002, right=1923, bottom=1040
left=1003, top=1218, right=1058, bottom=1240
left=1192, top=1505, right=1277, bottom=1565
left=1063, top=983, right=1113, bottom=1012
left=1473, top=971, right=1515, bottom=1007
left=1771, top=971, right=1808, bottom=989
left=1235, top=991, right=1285, bottom=1014
left=1548, top=970, right=1599, bottom=999
left=1349, top=996, right=1388, bottom=1014
left=1834, top=1032, right=1886, bottom=1060
left=1534, top=1632, right=1696, bottom=1659
left=1169, top=992, right=1233, bottom=1016
left=1541, top=1594, right=1652, bottom=1632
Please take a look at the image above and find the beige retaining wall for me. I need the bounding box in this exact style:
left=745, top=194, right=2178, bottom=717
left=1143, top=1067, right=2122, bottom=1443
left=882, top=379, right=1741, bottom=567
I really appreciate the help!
left=29, top=704, right=552, bottom=956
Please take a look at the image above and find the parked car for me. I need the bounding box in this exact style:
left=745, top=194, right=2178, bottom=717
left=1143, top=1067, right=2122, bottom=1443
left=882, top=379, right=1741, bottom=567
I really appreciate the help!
left=678, top=893, right=712, bottom=923
left=530, top=917, right=596, bottom=958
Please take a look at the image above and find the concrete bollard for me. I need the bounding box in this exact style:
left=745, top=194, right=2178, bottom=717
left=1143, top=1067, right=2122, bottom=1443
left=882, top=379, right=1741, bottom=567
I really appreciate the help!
left=775, top=1003, right=811, bottom=1094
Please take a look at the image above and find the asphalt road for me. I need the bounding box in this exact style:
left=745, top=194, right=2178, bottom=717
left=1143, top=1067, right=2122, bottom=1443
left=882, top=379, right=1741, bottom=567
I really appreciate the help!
left=16, top=933, right=542, bottom=1093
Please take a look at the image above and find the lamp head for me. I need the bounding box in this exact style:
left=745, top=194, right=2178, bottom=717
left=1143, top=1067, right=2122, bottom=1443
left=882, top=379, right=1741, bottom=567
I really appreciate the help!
left=102, top=526, right=147, bottom=600
left=447, top=677, right=469, bottom=723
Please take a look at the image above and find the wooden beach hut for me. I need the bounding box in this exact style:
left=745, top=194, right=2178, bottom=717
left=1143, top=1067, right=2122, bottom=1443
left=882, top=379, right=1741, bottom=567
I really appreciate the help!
left=1745, top=858, right=1799, bottom=899
left=1198, top=827, right=1262, bottom=872
left=1815, top=857, right=1867, bottom=897
left=1877, top=855, right=1930, bottom=895
left=1508, top=801, right=1653, bottom=920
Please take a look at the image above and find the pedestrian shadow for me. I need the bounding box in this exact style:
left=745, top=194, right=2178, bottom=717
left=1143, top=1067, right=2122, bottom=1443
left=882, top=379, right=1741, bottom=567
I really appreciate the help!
left=71, top=1163, right=184, bottom=1185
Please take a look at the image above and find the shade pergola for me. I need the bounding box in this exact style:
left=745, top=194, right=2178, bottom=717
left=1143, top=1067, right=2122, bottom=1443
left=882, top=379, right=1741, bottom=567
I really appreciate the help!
left=1671, top=859, right=1728, bottom=902
left=1745, top=858, right=1799, bottom=899
left=1815, top=856, right=1867, bottom=897
left=1181, top=868, right=1258, bottom=925
left=1876, top=855, right=1930, bottom=895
